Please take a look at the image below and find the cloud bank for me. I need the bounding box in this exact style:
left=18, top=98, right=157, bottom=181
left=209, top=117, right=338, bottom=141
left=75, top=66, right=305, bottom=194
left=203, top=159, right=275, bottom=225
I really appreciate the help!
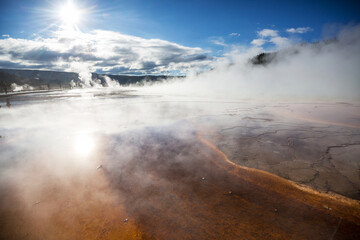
left=0, top=30, right=211, bottom=75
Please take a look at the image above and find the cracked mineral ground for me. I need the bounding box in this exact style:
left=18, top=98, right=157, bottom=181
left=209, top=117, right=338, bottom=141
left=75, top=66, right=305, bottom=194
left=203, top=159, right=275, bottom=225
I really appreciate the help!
left=0, top=89, right=360, bottom=239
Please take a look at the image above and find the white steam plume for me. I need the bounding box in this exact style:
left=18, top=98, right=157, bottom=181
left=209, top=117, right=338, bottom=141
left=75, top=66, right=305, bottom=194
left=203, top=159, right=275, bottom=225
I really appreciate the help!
left=139, top=25, right=360, bottom=102
left=69, top=61, right=121, bottom=88
left=70, top=61, right=102, bottom=88
left=103, top=75, right=120, bottom=88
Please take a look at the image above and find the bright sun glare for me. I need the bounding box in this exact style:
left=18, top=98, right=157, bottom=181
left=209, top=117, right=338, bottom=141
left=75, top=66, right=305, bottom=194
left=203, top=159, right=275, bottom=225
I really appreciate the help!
left=74, top=134, right=95, bottom=158
left=59, top=0, right=82, bottom=28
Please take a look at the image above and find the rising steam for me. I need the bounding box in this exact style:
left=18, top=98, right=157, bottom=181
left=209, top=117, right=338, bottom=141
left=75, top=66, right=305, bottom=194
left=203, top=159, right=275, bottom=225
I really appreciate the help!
left=138, top=24, right=360, bottom=102
left=70, top=61, right=120, bottom=88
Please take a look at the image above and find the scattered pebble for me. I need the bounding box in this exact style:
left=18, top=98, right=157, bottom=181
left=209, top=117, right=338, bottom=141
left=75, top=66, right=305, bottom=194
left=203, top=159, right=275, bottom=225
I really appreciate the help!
left=274, top=208, right=278, bottom=212
left=201, top=177, right=206, bottom=180
left=123, top=218, right=128, bottom=223
left=228, top=191, right=233, bottom=195
left=96, top=164, right=102, bottom=170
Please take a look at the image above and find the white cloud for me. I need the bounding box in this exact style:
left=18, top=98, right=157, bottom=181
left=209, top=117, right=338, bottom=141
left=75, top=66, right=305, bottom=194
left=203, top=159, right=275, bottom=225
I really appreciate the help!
left=210, top=37, right=227, bottom=46
left=286, top=27, right=313, bottom=34
left=251, top=38, right=266, bottom=46
left=252, top=28, right=292, bottom=49
left=229, top=33, right=240, bottom=37
left=0, top=30, right=211, bottom=75
left=2, top=34, right=10, bottom=38
left=257, top=29, right=278, bottom=38
left=269, top=36, right=291, bottom=48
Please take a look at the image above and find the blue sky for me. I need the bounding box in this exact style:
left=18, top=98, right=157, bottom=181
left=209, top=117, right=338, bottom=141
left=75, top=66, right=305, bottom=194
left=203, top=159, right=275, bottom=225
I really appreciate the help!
left=0, top=0, right=359, bottom=74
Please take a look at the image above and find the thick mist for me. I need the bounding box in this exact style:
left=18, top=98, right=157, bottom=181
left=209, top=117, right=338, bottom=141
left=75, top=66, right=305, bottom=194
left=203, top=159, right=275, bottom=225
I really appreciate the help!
left=138, top=25, right=360, bottom=102
left=0, top=90, right=214, bottom=239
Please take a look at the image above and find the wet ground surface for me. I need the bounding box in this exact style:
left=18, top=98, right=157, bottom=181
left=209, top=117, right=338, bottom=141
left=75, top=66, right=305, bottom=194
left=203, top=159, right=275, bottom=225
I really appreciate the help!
left=0, top=89, right=359, bottom=239
left=201, top=103, right=360, bottom=200
left=102, top=128, right=360, bottom=240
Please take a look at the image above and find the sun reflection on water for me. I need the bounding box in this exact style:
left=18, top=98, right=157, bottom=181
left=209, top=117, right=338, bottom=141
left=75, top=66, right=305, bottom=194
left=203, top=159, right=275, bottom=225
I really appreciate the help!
left=74, top=133, right=95, bottom=158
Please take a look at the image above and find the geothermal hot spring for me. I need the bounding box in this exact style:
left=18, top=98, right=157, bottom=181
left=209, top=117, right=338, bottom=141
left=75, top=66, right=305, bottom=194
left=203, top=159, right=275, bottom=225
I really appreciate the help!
left=1, top=28, right=360, bottom=240
left=0, top=87, right=359, bottom=240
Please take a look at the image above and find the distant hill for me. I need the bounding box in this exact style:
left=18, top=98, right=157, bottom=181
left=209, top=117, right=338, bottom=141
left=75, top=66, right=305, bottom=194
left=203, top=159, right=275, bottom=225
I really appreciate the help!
left=251, top=52, right=277, bottom=65
left=0, top=68, right=172, bottom=92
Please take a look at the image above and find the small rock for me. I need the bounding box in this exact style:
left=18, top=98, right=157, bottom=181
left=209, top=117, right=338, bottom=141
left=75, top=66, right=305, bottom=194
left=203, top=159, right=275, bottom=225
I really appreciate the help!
left=274, top=208, right=278, bottom=212
left=123, top=218, right=128, bottom=223
left=201, top=177, right=205, bottom=180
left=228, top=191, right=233, bottom=195
left=96, top=164, right=102, bottom=170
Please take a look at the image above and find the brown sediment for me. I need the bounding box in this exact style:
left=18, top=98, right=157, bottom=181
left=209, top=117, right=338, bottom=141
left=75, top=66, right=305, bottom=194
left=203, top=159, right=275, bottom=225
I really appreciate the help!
left=1, top=129, right=360, bottom=239
left=0, top=162, right=144, bottom=240
left=103, top=130, right=360, bottom=240
left=197, top=133, right=360, bottom=220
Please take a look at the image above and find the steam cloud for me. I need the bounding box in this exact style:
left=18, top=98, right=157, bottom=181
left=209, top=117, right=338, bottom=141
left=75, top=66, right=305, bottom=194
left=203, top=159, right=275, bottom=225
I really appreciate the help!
left=70, top=61, right=120, bottom=88
left=138, top=24, right=360, bottom=102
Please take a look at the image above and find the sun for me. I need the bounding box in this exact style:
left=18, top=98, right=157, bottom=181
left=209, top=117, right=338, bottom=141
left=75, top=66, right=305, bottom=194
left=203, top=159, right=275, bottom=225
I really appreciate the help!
left=59, top=0, right=82, bottom=28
